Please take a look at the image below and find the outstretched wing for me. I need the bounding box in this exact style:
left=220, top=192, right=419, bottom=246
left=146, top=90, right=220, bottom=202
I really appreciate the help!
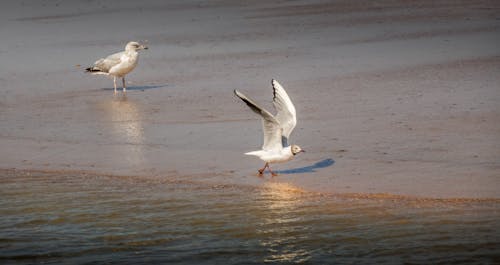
left=92, top=51, right=123, bottom=73
left=272, top=79, right=297, bottom=147
left=234, top=90, right=283, bottom=151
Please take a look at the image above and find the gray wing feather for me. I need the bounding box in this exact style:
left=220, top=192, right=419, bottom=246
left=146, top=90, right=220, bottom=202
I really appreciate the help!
left=272, top=79, right=297, bottom=147
left=93, top=51, right=123, bottom=73
left=234, top=90, right=283, bottom=151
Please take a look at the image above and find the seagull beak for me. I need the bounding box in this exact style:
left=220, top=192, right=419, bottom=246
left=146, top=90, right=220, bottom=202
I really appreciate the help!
left=300, top=149, right=306, bottom=153
left=141, top=45, right=148, bottom=50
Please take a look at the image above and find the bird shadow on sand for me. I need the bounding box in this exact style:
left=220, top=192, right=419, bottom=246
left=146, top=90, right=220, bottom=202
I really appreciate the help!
left=277, top=158, right=335, bottom=174
left=101, top=84, right=168, bottom=92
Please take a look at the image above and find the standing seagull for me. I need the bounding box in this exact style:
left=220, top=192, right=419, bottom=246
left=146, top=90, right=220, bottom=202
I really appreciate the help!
left=234, top=79, right=305, bottom=176
left=85, top=41, right=148, bottom=94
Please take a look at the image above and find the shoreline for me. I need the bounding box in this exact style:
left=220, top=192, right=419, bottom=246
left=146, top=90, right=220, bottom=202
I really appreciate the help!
left=3, top=167, right=499, bottom=203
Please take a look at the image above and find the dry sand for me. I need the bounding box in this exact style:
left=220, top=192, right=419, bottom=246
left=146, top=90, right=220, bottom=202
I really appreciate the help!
left=0, top=0, right=499, bottom=198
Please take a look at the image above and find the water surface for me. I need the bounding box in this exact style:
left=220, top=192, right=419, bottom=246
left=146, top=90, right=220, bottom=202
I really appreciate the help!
left=1, top=170, right=499, bottom=264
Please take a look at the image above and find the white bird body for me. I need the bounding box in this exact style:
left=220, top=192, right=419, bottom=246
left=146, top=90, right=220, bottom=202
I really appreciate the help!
left=245, top=146, right=294, bottom=163
left=108, top=50, right=139, bottom=77
left=86, top=41, right=148, bottom=94
left=234, top=79, right=304, bottom=176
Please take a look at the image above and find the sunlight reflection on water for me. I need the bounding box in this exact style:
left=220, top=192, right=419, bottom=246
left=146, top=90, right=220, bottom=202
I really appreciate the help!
left=258, top=182, right=312, bottom=263
left=0, top=171, right=499, bottom=264
left=108, top=96, right=144, bottom=143
left=103, top=96, right=145, bottom=166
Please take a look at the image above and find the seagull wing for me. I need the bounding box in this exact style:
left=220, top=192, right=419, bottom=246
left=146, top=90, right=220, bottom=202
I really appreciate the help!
left=93, top=51, right=123, bottom=73
left=234, top=90, right=283, bottom=151
left=271, top=79, right=297, bottom=147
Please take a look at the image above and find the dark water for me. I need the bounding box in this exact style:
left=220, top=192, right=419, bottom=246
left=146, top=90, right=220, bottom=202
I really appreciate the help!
left=1, top=171, right=499, bottom=264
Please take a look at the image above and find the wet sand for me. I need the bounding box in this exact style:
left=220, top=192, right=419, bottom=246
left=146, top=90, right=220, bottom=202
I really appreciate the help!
left=1, top=0, right=500, bottom=198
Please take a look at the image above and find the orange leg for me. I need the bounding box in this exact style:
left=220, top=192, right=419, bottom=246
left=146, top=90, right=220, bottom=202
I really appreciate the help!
left=268, top=165, right=278, bottom=177
left=258, top=163, right=269, bottom=176
left=258, top=163, right=278, bottom=177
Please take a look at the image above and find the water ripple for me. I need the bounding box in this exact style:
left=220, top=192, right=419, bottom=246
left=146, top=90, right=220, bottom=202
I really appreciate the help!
left=1, top=171, right=499, bottom=264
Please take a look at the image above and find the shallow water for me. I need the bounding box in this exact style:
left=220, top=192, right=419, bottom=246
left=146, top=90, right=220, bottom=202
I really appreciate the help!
left=1, top=171, right=499, bottom=264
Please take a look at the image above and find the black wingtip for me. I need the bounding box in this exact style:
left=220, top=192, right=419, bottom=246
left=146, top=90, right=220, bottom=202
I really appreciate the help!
left=271, top=79, right=277, bottom=100
left=234, top=90, right=255, bottom=110
left=234, top=90, right=248, bottom=103
left=85, top=67, right=100, bottom=73
left=234, top=89, right=241, bottom=98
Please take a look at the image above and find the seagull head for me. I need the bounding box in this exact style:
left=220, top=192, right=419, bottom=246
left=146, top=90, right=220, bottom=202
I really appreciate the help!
left=126, top=41, right=148, bottom=51
left=291, top=144, right=305, bottom=155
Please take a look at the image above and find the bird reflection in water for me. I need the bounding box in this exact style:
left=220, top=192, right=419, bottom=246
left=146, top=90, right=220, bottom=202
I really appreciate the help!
left=104, top=95, right=145, bottom=167
left=257, top=182, right=312, bottom=263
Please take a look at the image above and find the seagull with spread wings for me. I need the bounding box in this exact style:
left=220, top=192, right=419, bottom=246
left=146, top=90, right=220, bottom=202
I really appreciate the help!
left=85, top=41, right=148, bottom=94
left=234, top=79, right=305, bottom=176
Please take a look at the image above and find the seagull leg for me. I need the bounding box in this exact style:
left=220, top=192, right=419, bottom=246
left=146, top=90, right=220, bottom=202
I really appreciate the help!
left=113, top=77, right=117, bottom=94
left=268, top=165, right=278, bottom=177
left=258, top=163, right=268, bottom=176
left=122, top=77, right=126, bottom=93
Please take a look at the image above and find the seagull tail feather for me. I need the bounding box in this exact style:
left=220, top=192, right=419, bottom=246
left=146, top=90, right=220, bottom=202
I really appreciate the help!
left=245, top=150, right=263, bottom=156
left=85, top=67, right=109, bottom=75
left=85, top=66, right=103, bottom=73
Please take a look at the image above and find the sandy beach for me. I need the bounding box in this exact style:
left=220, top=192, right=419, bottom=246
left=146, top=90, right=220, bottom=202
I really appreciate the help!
left=1, top=0, right=499, bottom=198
